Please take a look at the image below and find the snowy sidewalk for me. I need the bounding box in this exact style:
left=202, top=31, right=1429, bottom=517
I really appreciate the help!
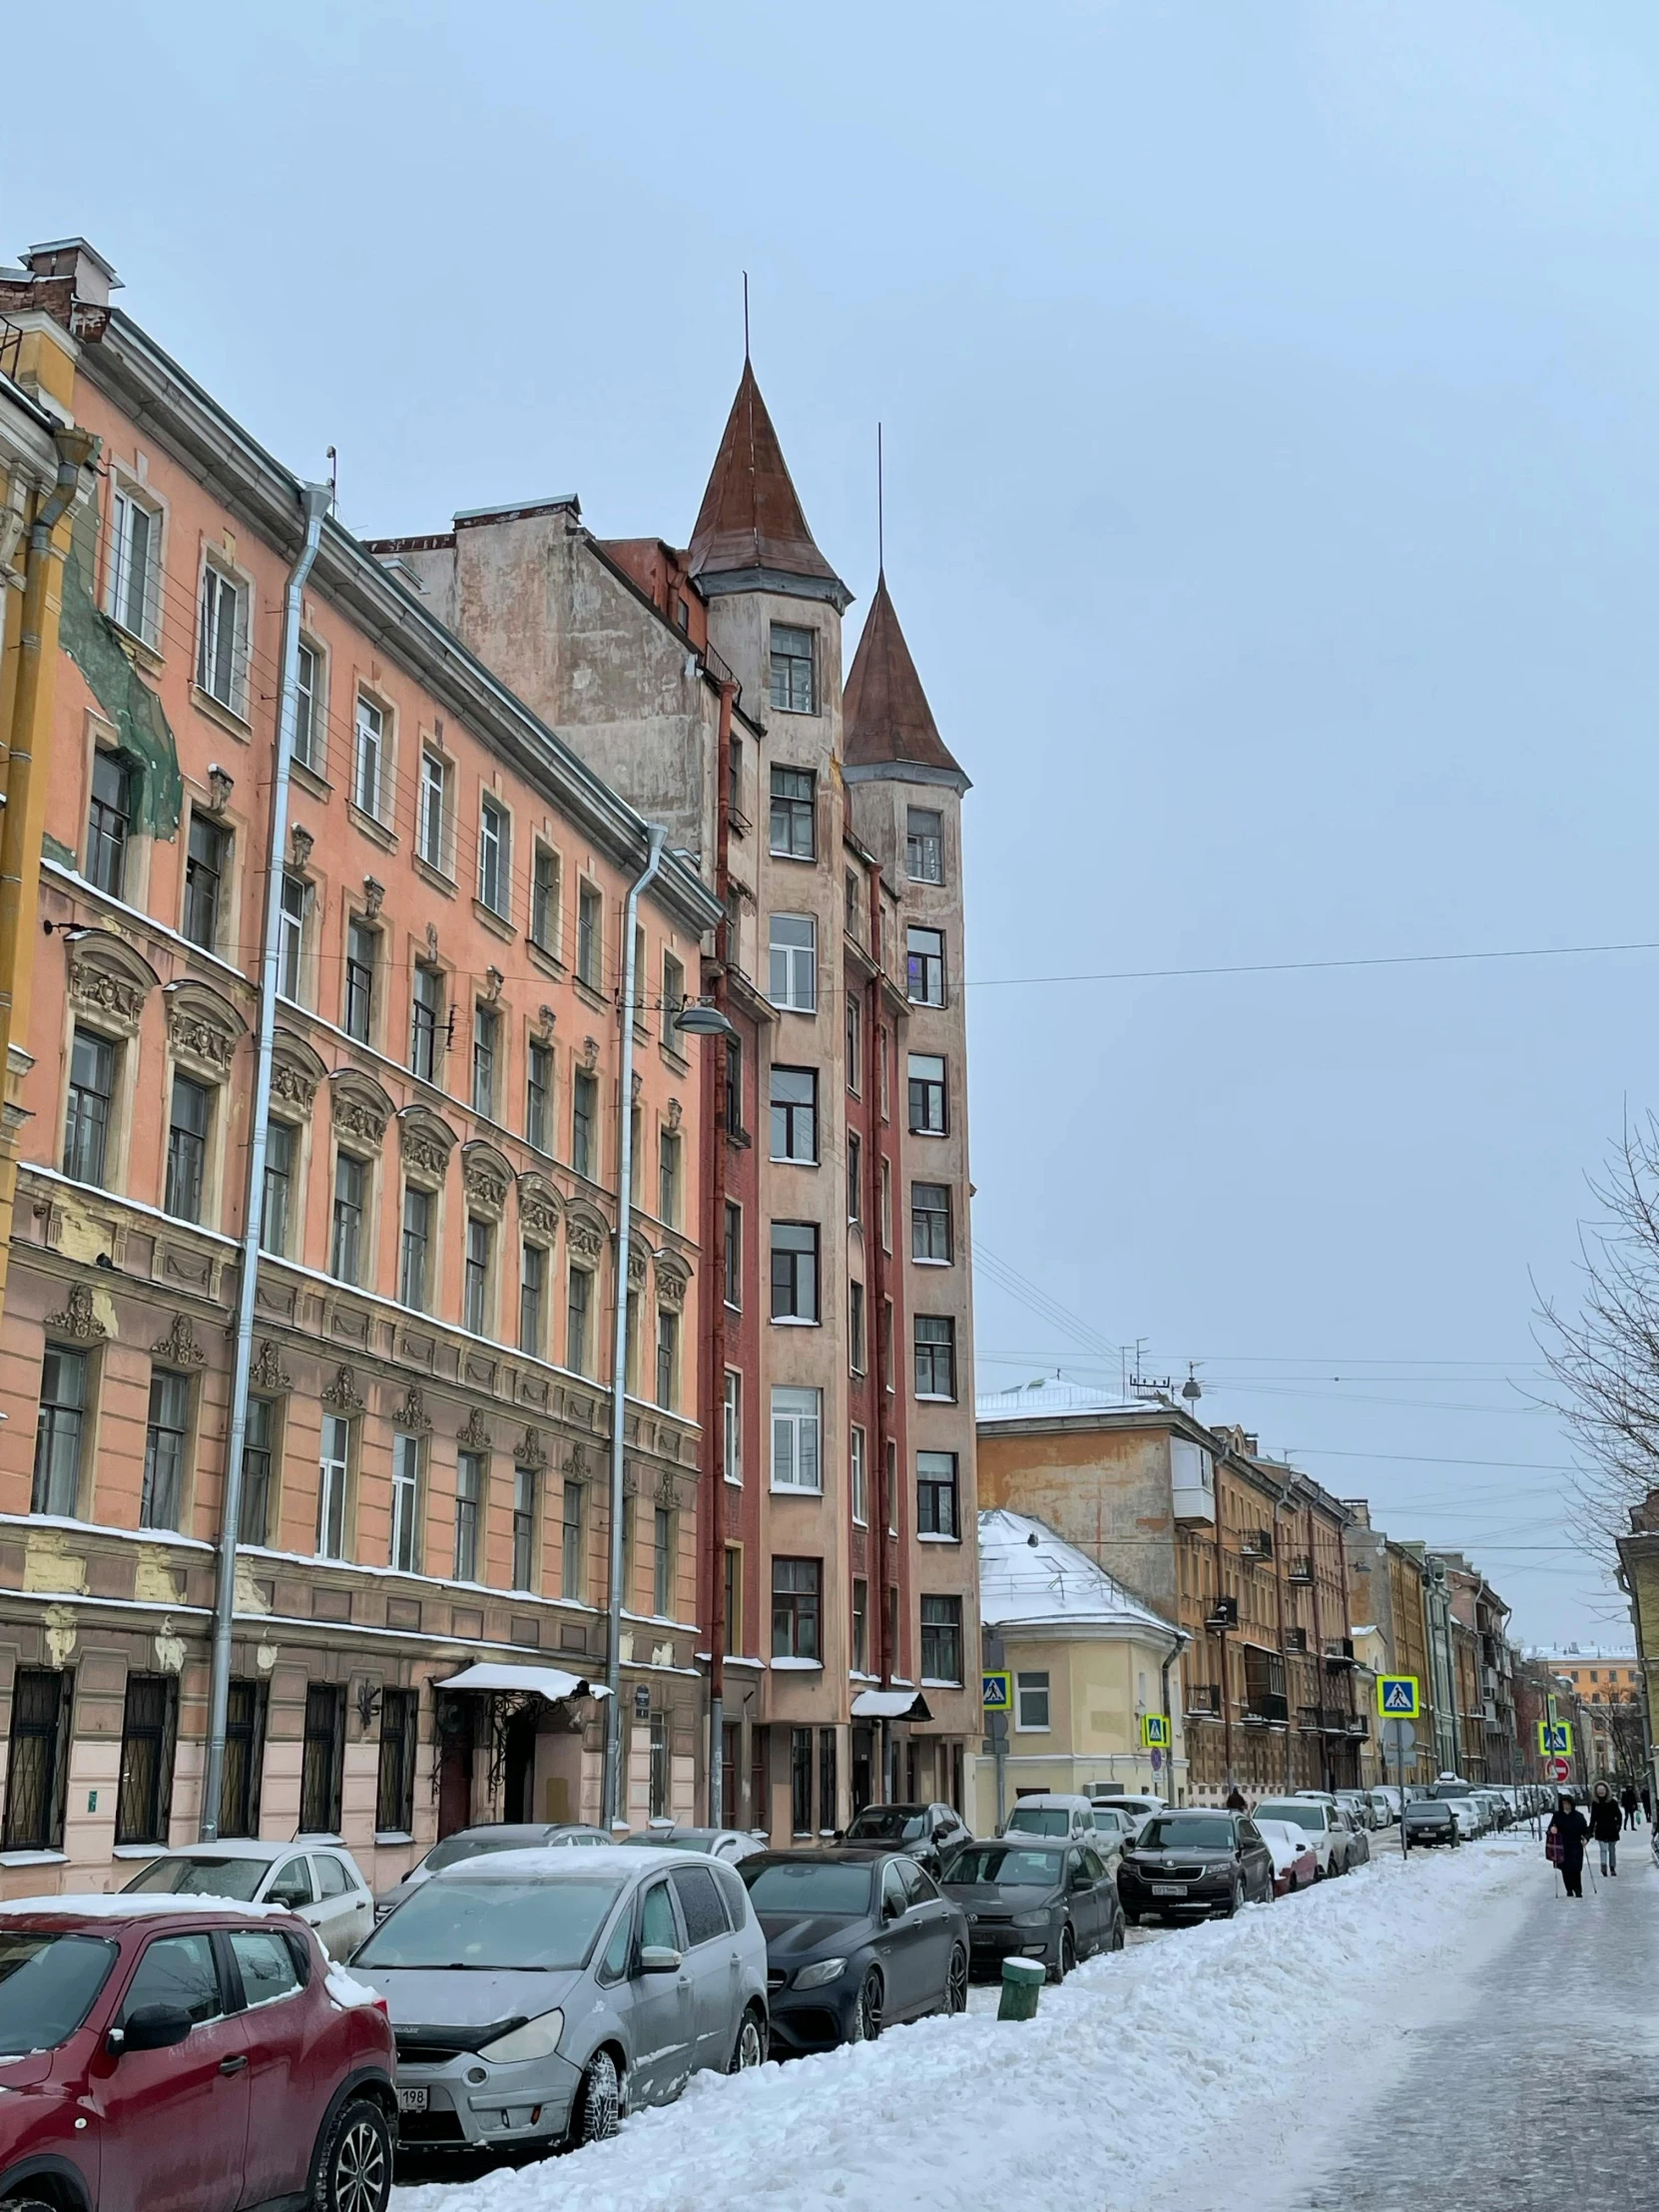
left=393, top=1840, right=1535, bottom=2212
left=1281, top=1832, right=1659, bottom=2212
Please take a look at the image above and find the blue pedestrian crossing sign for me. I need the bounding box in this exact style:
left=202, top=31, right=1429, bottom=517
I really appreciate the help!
left=1377, top=1675, right=1420, bottom=1718
left=982, top=1671, right=1011, bottom=1714
left=1140, top=1712, right=1171, bottom=1750
left=1538, top=1720, right=1572, bottom=1755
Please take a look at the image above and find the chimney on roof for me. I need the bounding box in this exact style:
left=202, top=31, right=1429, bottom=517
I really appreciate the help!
left=23, top=239, right=121, bottom=310
left=1343, top=1499, right=1372, bottom=1526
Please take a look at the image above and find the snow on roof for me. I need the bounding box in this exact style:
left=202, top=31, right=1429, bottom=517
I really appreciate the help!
left=978, top=1509, right=1185, bottom=1643
left=976, top=1380, right=1165, bottom=1423
left=0, top=1894, right=280, bottom=1920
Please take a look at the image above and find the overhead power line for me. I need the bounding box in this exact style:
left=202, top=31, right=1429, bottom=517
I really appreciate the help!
left=964, top=936, right=1659, bottom=990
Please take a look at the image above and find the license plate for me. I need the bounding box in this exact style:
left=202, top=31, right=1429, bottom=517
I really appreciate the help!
left=398, top=2088, right=428, bottom=2114
left=1150, top=1883, right=1188, bottom=1897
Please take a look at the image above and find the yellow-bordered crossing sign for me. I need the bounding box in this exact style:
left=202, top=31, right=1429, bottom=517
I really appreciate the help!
left=1377, top=1675, right=1420, bottom=1719
left=1141, top=1712, right=1171, bottom=1749
left=982, top=1671, right=1011, bottom=1714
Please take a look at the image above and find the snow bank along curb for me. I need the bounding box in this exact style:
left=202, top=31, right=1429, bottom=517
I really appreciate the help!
left=393, top=1841, right=1535, bottom=2212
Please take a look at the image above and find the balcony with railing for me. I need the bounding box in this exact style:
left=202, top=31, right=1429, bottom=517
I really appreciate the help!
left=1288, top=1557, right=1314, bottom=1584
left=1186, top=1684, right=1223, bottom=1718
left=1242, top=1692, right=1290, bottom=1727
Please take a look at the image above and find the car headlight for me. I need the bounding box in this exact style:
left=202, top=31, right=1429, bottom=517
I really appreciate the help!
left=477, top=2009, right=565, bottom=2063
left=793, top=1957, right=847, bottom=1988
left=1012, top=1912, right=1051, bottom=1930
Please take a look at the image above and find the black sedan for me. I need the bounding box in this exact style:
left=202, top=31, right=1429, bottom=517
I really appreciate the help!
left=1117, top=1810, right=1277, bottom=1924
left=738, top=1848, right=968, bottom=2051
left=837, top=1801, right=971, bottom=1878
left=940, top=1838, right=1125, bottom=1981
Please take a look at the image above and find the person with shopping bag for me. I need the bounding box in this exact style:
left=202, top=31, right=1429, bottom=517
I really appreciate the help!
left=1546, top=1793, right=1589, bottom=1898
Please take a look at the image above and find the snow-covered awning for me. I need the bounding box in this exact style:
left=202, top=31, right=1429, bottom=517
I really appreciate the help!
left=850, top=1688, right=932, bottom=1722
left=434, top=1663, right=610, bottom=1702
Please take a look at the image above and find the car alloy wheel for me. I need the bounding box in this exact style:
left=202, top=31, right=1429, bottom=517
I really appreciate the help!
left=1052, top=1924, right=1077, bottom=1982
left=729, top=2009, right=767, bottom=2071
left=577, top=2049, right=623, bottom=2143
left=944, top=1943, right=968, bottom=2014
left=847, top=1969, right=883, bottom=2043
left=321, top=2101, right=391, bottom=2212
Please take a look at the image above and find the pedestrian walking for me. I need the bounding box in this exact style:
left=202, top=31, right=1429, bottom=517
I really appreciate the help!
left=1587, top=1783, right=1621, bottom=1877
left=1620, top=1783, right=1640, bottom=1831
left=1644, top=1784, right=1653, bottom=1826
left=1546, top=1793, right=1589, bottom=1898
left=1224, top=1786, right=1248, bottom=1812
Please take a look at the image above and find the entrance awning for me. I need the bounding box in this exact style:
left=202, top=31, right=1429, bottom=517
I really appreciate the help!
left=434, top=1663, right=610, bottom=1703
left=850, top=1688, right=933, bottom=1722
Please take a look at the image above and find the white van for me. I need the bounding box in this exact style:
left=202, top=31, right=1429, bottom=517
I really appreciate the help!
left=1000, top=1793, right=1097, bottom=1841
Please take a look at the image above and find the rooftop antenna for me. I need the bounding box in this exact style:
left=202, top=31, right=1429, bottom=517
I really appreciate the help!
left=742, top=273, right=750, bottom=363
left=877, top=421, right=884, bottom=578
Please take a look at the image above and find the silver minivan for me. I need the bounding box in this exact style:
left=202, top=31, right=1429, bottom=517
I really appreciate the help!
left=353, top=1845, right=769, bottom=2153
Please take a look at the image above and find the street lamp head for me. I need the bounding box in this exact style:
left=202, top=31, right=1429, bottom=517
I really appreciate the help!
left=674, top=1002, right=738, bottom=1039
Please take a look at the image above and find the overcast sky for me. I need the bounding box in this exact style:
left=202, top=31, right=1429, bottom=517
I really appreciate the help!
left=13, top=0, right=1659, bottom=1646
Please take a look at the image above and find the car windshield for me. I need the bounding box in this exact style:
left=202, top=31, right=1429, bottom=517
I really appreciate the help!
left=354, top=1875, right=623, bottom=1969
left=1254, top=1803, right=1324, bottom=1834
left=1138, top=1817, right=1236, bottom=1851
left=944, top=1845, right=1064, bottom=1888
left=843, top=1808, right=926, bottom=1843
left=1004, top=1806, right=1070, bottom=1837
left=741, top=1861, right=875, bottom=1915
left=0, top=1930, right=119, bottom=2053
left=122, top=1856, right=270, bottom=1901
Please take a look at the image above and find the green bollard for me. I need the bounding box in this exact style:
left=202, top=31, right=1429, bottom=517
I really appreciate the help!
left=998, top=1955, right=1045, bottom=2021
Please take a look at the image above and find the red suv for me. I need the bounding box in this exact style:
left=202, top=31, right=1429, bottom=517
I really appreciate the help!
left=0, top=1901, right=396, bottom=2212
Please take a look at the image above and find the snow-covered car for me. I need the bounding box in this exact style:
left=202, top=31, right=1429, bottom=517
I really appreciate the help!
left=1365, top=1790, right=1395, bottom=1827
left=1083, top=1803, right=1136, bottom=1864
left=373, top=1822, right=612, bottom=1921
left=1336, top=1809, right=1372, bottom=1866
left=352, top=1846, right=768, bottom=2153
left=1254, top=1819, right=1320, bottom=1895
left=623, top=1826, right=766, bottom=1863
left=1334, top=1790, right=1379, bottom=1832
left=1440, top=1796, right=1486, bottom=1839
left=122, top=1840, right=374, bottom=1960
left=1088, top=1793, right=1166, bottom=1834
left=1251, top=1798, right=1349, bottom=1877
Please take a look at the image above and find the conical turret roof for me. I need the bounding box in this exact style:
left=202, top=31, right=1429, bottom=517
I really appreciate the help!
left=688, top=362, right=849, bottom=608
left=842, top=572, right=966, bottom=784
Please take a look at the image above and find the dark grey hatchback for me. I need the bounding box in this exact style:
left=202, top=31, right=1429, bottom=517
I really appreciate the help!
left=739, top=1850, right=968, bottom=2052
left=940, top=1839, right=1125, bottom=1981
left=1117, top=1811, right=1277, bottom=1924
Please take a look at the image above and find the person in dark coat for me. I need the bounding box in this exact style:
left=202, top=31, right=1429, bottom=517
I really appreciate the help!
left=1587, top=1783, right=1622, bottom=1876
left=1548, top=1793, right=1589, bottom=1896
left=1644, top=1784, right=1654, bottom=1825
left=1620, top=1784, right=1640, bottom=1830
left=1224, top=1786, right=1248, bottom=1812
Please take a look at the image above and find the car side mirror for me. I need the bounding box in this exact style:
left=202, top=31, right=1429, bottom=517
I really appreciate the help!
left=113, top=2004, right=193, bottom=2055
left=637, top=1944, right=683, bottom=1974
left=882, top=1893, right=903, bottom=1921
left=833, top=1830, right=844, bottom=1843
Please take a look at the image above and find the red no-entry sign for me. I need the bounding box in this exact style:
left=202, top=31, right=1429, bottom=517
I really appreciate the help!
left=1544, top=1756, right=1572, bottom=1784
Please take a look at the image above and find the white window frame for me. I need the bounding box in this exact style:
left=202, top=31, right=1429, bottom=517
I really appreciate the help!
left=276, top=874, right=306, bottom=1002
left=478, top=794, right=510, bottom=916
left=292, top=638, right=324, bottom=771
left=1015, top=1670, right=1051, bottom=1733
left=107, top=482, right=163, bottom=648
left=354, top=694, right=386, bottom=821
left=198, top=560, right=249, bottom=716
left=770, top=1384, right=823, bottom=1493
left=317, top=1414, right=349, bottom=1561
left=418, top=749, right=447, bottom=869
left=769, top=913, right=818, bottom=1013
left=723, top=1369, right=742, bottom=1485
left=850, top=1424, right=867, bottom=1526
left=390, top=1431, right=421, bottom=1573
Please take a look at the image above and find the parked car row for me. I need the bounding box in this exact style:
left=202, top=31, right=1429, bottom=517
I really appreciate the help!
left=5, top=1775, right=1529, bottom=2212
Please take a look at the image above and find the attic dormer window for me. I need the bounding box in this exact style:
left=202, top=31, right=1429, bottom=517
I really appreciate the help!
left=769, top=624, right=815, bottom=715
